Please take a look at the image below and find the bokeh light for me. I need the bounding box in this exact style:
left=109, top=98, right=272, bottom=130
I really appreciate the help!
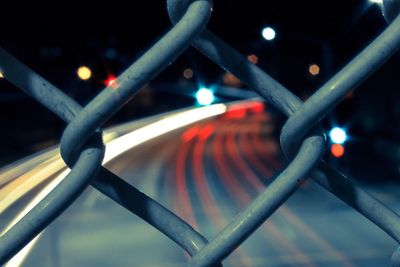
left=308, top=64, right=320, bottom=76
left=247, top=54, right=259, bottom=64
left=183, top=68, right=194, bottom=79
left=223, top=72, right=242, bottom=87
left=331, top=144, right=345, bottom=158
left=261, top=27, right=276, bottom=41
left=196, top=87, right=215, bottom=106
left=77, top=66, right=92, bottom=80
left=105, top=75, right=117, bottom=88
left=329, top=127, right=348, bottom=144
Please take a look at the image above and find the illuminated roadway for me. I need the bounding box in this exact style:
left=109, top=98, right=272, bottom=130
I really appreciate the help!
left=1, top=100, right=399, bottom=266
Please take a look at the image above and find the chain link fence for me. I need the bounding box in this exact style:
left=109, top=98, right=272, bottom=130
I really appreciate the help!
left=1, top=0, right=400, bottom=266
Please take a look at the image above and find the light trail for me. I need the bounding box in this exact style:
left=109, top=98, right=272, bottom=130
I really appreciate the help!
left=1, top=103, right=227, bottom=266
left=214, top=120, right=316, bottom=267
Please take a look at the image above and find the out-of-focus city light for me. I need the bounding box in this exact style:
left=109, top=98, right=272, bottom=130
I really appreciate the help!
left=247, top=54, right=259, bottom=64
left=196, top=87, right=215, bottom=106
left=331, top=144, right=345, bottom=158
left=261, top=27, right=276, bottom=41
left=105, top=48, right=118, bottom=60
left=183, top=68, right=194, bottom=79
left=308, top=64, right=320, bottom=76
left=329, top=127, right=347, bottom=144
left=369, top=0, right=382, bottom=4
left=0, top=71, right=4, bottom=79
left=223, top=72, right=242, bottom=87
left=105, top=75, right=117, bottom=88
left=77, top=66, right=92, bottom=80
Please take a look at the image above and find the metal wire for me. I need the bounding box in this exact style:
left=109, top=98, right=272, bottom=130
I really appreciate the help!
left=0, top=0, right=215, bottom=263
left=0, top=0, right=400, bottom=266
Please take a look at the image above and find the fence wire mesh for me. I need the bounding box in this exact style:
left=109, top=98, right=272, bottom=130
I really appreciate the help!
left=1, top=0, right=400, bottom=266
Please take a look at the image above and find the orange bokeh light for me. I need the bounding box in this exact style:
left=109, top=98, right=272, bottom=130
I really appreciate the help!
left=247, top=54, right=259, bottom=64
left=308, top=64, right=320, bottom=76
left=223, top=72, right=241, bottom=87
left=331, top=144, right=345, bottom=158
left=183, top=68, right=194, bottom=79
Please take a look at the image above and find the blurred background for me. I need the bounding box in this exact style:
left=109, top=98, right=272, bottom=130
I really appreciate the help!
left=0, top=0, right=399, bottom=182
left=2, top=1, right=400, bottom=266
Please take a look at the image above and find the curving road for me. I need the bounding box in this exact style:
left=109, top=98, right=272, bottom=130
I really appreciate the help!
left=1, top=100, right=399, bottom=267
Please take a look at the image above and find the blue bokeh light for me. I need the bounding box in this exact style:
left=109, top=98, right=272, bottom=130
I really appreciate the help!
left=329, top=127, right=347, bottom=144
left=196, top=88, right=215, bottom=106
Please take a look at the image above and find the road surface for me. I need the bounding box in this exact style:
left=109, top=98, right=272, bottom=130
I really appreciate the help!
left=1, top=100, right=399, bottom=267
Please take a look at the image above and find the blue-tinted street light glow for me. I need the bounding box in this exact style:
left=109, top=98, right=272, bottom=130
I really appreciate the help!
left=262, top=27, right=276, bottom=41
left=329, top=127, right=347, bottom=144
left=196, top=88, right=215, bottom=106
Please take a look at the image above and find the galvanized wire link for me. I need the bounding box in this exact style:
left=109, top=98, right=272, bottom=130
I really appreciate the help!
left=0, top=0, right=215, bottom=264
left=1, top=0, right=400, bottom=266
left=168, top=1, right=400, bottom=266
left=280, top=14, right=400, bottom=156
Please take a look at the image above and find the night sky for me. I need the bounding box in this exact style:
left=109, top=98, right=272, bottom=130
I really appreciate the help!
left=0, top=1, right=391, bottom=90
left=0, top=0, right=399, bottom=179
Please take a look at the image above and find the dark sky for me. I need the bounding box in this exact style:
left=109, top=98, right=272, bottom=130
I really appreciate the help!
left=0, top=0, right=390, bottom=90
left=0, top=0, right=396, bottom=128
left=0, top=0, right=399, bottom=170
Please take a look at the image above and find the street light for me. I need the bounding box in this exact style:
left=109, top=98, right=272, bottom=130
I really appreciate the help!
left=261, top=27, right=276, bottom=41
left=196, top=87, right=215, bottom=106
left=77, top=66, right=92, bottom=80
left=329, top=127, right=347, bottom=144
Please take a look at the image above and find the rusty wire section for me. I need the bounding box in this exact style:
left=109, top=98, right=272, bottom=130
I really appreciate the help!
left=1, top=0, right=400, bottom=266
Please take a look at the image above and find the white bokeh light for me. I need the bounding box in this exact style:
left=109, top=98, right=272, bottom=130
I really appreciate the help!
left=329, top=127, right=348, bottom=144
left=196, top=88, right=215, bottom=106
left=262, top=27, right=276, bottom=41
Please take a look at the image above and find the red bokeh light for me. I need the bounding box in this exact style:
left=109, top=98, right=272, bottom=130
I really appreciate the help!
left=105, top=75, right=117, bottom=88
left=331, top=144, right=345, bottom=158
